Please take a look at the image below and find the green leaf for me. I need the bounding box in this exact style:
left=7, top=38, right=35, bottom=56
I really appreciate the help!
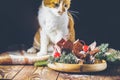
left=34, top=60, right=48, bottom=67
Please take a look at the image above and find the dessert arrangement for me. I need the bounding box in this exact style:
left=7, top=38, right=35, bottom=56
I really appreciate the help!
left=48, top=39, right=99, bottom=64
left=35, top=38, right=120, bottom=72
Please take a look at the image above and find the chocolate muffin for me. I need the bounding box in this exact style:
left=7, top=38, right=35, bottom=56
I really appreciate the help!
left=63, top=40, right=73, bottom=51
left=72, top=39, right=83, bottom=55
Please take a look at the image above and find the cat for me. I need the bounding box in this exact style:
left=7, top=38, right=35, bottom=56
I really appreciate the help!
left=27, top=0, right=75, bottom=56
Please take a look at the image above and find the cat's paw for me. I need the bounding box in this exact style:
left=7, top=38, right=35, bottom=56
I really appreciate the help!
left=37, top=51, right=47, bottom=57
left=27, top=47, right=37, bottom=54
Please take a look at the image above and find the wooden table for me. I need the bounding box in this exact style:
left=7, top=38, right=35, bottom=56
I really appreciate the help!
left=0, top=64, right=120, bottom=80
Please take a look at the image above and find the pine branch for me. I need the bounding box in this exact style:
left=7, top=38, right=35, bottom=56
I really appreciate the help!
left=95, top=43, right=109, bottom=60
left=105, top=49, right=120, bottom=62
left=48, top=52, right=78, bottom=64
left=95, top=43, right=120, bottom=63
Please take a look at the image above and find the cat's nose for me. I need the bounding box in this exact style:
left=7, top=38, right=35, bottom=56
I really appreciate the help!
left=58, top=11, right=64, bottom=15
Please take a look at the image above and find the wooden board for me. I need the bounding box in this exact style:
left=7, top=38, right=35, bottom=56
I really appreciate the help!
left=57, top=73, right=91, bottom=80
left=47, top=60, right=107, bottom=73
left=57, top=73, right=120, bottom=80
left=40, top=67, right=59, bottom=80
left=91, top=76, right=120, bottom=80
left=27, top=67, right=44, bottom=80
left=0, top=65, right=24, bottom=79
left=0, top=65, right=120, bottom=80
left=13, top=65, right=36, bottom=80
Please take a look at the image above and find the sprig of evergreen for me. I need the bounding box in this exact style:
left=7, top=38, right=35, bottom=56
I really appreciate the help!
left=95, top=43, right=120, bottom=63
left=48, top=52, right=78, bottom=64
left=105, top=49, right=120, bottom=62
left=95, top=43, right=109, bottom=60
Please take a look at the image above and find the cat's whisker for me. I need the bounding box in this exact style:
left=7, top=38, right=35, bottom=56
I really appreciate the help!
left=69, top=10, right=79, bottom=14
left=69, top=10, right=80, bottom=21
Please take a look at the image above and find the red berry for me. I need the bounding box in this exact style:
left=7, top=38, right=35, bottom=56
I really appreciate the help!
left=82, top=45, right=89, bottom=52
left=54, top=52, right=61, bottom=58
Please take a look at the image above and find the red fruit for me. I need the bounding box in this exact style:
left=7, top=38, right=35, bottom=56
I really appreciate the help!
left=82, top=45, right=89, bottom=52
left=54, top=52, right=61, bottom=58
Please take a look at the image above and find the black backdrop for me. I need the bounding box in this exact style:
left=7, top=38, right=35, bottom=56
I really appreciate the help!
left=0, top=0, right=120, bottom=52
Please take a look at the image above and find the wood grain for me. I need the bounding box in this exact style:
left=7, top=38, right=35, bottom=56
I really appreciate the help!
left=47, top=60, right=107, bottom=73
left=28, top=67, right=44, bottom=80
left=57, top=73, right=91, bottom=80
left=0, top=65, right=24, bottom=79
left=91, top=75, right=120, bottom=80
left=0, top=65, right=120, bottom=80
left=40, top=67, right=59, bottom=80
left=12, top=65, right=36, bottom=80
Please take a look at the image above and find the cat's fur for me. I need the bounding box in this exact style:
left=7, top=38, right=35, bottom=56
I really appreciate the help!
left=27, top=0, right=75, bottom=56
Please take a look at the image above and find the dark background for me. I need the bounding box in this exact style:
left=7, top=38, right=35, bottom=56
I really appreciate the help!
left=0, top=0, right=120, bottom=52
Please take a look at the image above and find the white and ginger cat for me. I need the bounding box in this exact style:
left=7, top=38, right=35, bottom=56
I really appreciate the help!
left=27, top=0, right=75, bottom=56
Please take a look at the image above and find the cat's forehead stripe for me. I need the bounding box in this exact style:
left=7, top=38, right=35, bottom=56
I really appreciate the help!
left=51, top=0, right=69, bottom=3
left=54, top=0, right=62, bottom=3
left=44, top=0, right=70, bottom=8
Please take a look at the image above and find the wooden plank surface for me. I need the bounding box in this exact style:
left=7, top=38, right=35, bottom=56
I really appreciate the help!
left=28, top=67, right=44, bottom=80
left=57, top=73, right=91, bottom=80
left=40, top=67, right=59, bottom=80
left=13, top=65, right=36, bottom=80
left=90, top=75, right=120, bottom=80
left=57, top=73, right=120, bottom=80
left=0, top=65, right=120, bottom=80
left=0, top=65, right=24, bottom=79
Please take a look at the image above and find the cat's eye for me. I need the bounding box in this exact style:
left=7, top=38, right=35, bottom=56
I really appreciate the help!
left=64, top=4, right=68, bottom=7
left=54, top=3, right=59, bottom=7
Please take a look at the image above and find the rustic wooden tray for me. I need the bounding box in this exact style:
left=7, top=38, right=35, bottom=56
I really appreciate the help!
left=47, top=60, right=107, bottom=73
